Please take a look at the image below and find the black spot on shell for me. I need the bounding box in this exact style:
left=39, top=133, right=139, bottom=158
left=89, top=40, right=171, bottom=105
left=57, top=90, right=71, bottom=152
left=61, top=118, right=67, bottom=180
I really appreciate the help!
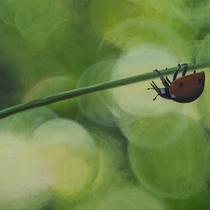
left=179, top=83, right=183, bottom=88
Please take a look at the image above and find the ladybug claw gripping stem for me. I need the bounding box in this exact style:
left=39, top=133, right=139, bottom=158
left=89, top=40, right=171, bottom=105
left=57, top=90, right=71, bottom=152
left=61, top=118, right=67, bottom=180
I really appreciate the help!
left=181, top=63, right=188, bottom=76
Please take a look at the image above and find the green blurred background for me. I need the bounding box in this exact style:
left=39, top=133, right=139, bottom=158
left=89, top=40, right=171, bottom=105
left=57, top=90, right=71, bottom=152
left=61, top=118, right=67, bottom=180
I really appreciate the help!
left=1, top=0, right=210, bottom=210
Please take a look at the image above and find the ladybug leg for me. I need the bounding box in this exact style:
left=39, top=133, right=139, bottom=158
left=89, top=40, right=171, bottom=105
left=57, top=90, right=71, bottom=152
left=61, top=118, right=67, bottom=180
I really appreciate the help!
left=165, top=76, right=172, bottom=84
left=151, top=81, right=161, bottom=94
left=182, top=63, right=188, bottom=76
left=149, top=82, right=161, bottom=101
left=173, top=64, right=181, bottom=81
left=147, top=82, right=156, bottom=90
left=151, top=81, right=159, bottom=90
left=164, top=68, right=172, bottom=84
left=154, top=69, right=170, bottom=88
left=148, top=81, right=159, bottom=92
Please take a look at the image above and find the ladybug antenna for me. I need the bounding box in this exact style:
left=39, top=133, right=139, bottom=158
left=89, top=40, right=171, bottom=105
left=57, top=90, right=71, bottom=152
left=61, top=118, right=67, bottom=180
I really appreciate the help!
left=153, top=94, right=159, bottom=101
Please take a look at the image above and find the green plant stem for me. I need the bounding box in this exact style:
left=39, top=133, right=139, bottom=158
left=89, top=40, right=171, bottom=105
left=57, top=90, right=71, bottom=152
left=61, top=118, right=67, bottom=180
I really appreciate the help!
left=0, top=62, right=210, bottom=119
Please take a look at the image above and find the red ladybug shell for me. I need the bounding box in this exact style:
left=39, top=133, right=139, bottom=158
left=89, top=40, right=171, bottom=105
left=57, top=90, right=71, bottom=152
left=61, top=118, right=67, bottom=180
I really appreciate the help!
left=169, top=72, right=205, bottom=103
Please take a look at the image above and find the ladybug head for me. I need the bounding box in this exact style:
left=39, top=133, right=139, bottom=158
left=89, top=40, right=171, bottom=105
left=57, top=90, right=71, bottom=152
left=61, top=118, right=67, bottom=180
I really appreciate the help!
left=158, top=88, right=171, bottom=100
left=148, top=85, right=171, bottom=101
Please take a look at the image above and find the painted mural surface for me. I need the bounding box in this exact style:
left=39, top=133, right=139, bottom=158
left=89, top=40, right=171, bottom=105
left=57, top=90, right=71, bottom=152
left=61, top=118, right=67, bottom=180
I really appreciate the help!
left=0, top=1, right=210, bottom=210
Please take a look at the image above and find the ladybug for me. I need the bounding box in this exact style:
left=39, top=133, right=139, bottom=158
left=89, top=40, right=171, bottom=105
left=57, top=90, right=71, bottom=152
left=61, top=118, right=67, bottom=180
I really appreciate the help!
left=148, top=63, right=205, bottom=103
